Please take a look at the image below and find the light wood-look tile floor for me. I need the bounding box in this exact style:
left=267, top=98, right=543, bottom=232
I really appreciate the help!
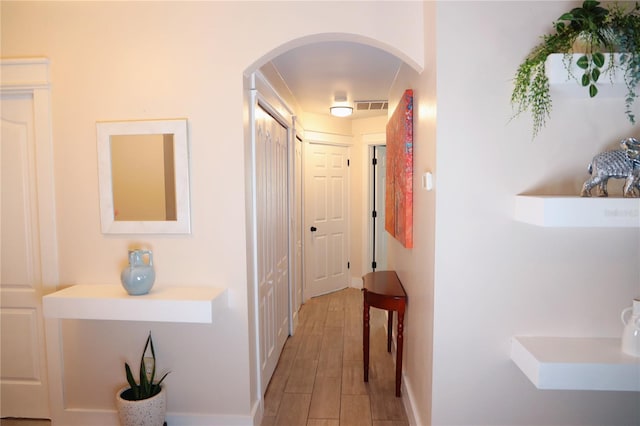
left=261, top=288, right=409, bottom=426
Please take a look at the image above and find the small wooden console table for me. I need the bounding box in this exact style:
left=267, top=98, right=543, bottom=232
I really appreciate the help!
left=362, top=271, right=407, bottom=397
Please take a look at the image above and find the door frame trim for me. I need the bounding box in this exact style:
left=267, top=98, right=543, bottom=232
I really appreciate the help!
left=1, top=58, right=59, bottom=288
left=362, top=133, right=386, bottom=276
left=246, top=71, right=295, bottom=402
left=291, top=125, right=305, bottom=328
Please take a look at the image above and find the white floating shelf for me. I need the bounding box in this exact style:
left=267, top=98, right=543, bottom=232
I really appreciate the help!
left=514, top=195, right=640, bottom=227
left=546, top=53, right=628, bottom=97
left=43, top=284, right=227, bottom=323
left=511, top=336, right=640, bottom=391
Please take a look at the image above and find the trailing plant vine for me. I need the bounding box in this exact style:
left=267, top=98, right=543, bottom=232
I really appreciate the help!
left=610, top=2, right=640, bottom=123
left=511, top=1, right=640, bottom=138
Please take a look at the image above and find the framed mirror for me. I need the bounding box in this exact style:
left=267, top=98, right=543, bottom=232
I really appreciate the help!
left=96, top=119, right=191, bottom=234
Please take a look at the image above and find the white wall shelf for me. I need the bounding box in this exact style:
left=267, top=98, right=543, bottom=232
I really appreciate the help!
left=514, top=195, right=640, bottom=227
left=546, top=53, right=628, bottom=97
left=43, top=284, right=227, bottom=323
left=511, top=336, right=640, bottom=391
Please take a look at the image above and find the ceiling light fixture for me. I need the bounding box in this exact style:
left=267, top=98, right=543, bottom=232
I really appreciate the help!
left=330, top=92, right=353, bottom=118
left=330, top=106, right=354, bottom=117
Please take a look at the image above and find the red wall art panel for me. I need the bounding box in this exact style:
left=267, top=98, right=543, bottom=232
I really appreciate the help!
left=385, top=89, right=413, bottom=249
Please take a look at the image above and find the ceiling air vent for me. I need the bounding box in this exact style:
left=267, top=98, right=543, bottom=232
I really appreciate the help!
left=355, top=100, right=388, bottom=111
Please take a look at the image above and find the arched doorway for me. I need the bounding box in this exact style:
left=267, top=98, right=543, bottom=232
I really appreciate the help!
left=242, top=33, right=422, bottom=408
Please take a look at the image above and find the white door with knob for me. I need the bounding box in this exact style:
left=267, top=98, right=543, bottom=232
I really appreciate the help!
left=1, top=59, right=57, bottom=419
left=304, top=142, right=349, bottom=298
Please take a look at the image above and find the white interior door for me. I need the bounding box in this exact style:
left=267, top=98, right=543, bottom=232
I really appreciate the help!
left=1, top=90, right=52, bottom=418
left=255, top=104, right=289, bottom=394
left=304, top=143, right=349, bottom=297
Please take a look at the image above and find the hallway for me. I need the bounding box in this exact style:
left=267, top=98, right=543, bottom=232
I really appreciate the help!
left=261, top=288, right=409, bottom=426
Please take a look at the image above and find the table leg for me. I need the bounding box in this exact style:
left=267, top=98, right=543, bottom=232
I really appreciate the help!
left=387, top=310, right=393, bottom=353
left=363, top=296, right=370, bottom=382
left=395, top=308, right=405, bottom=397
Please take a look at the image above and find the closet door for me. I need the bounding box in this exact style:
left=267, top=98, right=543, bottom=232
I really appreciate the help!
left=255, top=105, right=289, bottom=393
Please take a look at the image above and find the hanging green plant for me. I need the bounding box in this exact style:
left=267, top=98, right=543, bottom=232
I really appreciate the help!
left=511, top=1, right=640, bottom=138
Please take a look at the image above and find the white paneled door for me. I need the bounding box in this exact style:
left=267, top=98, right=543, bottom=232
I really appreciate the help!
left=255, top=105, right=289, bottom=394
left=305, top=143, right=349, bottom=297
left=1, top=84, right=54, bottom=418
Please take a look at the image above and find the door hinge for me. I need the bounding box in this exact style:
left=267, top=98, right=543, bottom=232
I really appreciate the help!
left=372, top=210, right=377, bottom=218
left=347, top=159, right=350, bottom=167
left=372, top=261, right=377, bottom=269
left=347, top=261, right=350, bottom=269
left=372, top=158, right=378, bottom=166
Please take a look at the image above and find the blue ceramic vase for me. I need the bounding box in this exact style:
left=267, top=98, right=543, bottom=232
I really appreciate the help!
left=121, top=250, right=155, bottom=295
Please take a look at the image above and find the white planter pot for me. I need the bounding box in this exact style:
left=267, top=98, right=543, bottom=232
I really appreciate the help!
left=116, top=386, right=167, bottom=426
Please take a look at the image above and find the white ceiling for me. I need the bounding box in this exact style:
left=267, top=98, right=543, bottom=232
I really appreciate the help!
left=265, top=41, right=402, bottom=119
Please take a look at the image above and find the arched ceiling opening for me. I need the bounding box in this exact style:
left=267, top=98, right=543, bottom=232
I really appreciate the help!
left=246, top=34, right=421, bottom=119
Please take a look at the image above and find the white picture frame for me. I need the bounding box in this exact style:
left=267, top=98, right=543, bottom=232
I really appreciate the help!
left=96, top=119, right=191, bottom=234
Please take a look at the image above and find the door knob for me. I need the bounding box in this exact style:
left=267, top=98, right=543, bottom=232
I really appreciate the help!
left=310, top=226, right=317, bottom=232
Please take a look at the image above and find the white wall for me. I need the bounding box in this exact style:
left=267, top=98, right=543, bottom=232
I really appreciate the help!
left=431, top=2, right=639, bottom=425
left=1, top=1, right=424, bottom=423
left=386, top=3, right=438, bottom=425
left=385, top=1, right=639, bottom=425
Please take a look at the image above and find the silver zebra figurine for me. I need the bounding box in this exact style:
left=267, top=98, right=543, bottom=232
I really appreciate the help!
left=580, top=138, right=640, bottom=198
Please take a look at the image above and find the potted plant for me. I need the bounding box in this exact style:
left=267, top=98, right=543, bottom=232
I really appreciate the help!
left=115, top=333, right=169, bottom=426
left=511, top=0, right=640, bottom=137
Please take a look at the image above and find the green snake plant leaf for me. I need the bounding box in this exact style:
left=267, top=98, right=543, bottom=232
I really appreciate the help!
left=149, top=334, right=157, bottom=383
left=140, top=334, right=151, bottom=397
left=156, top=372, right=170, bottom=389
left=149, top=334, right=156, bottom=358
left=125, top=363, right=139, bottom=400
left=140, top=357, right=150, bottom=396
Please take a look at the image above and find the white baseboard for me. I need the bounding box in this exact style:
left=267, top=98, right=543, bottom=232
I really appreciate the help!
left=401, top=375, right=424, bottom=426
left=52, top=408, right=256, bottom=426
left=251, top=398, right=263, bottom=426
left=166, top=412, right=255, bottom=425
left=52, top=408, right=116, bottom=426
left=350, top=277, right=363, bottom=288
